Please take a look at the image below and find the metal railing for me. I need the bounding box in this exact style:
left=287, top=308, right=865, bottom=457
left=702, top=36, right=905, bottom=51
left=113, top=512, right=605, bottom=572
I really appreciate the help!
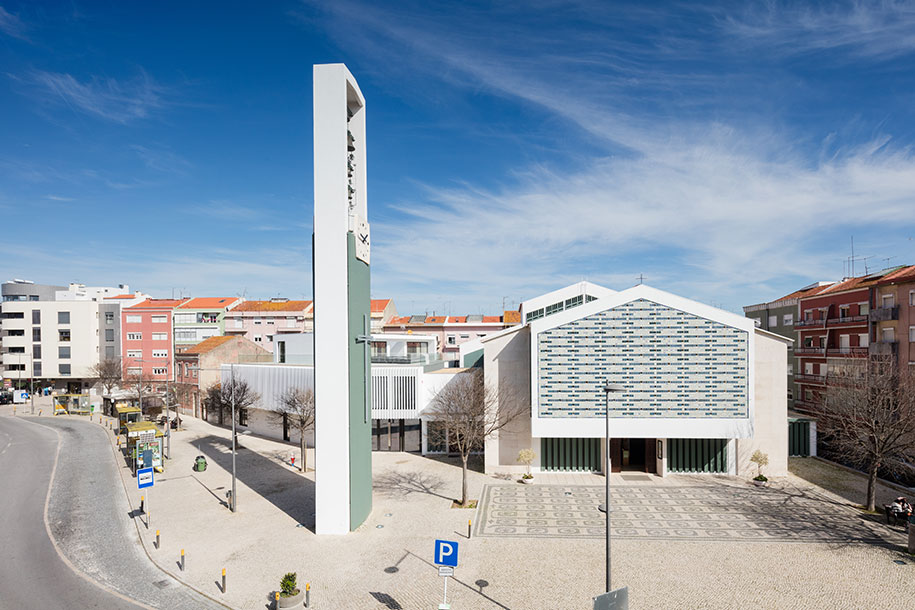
left=869, top=305, right=899, bottom=322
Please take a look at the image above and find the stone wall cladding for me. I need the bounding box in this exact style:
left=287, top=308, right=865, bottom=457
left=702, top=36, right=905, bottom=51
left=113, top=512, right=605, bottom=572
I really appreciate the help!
left=538, top=299, right=748, bottom=418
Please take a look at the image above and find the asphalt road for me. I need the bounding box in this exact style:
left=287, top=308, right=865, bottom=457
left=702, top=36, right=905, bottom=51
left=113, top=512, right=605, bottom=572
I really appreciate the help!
left=0, top=415, right=227, bottom=610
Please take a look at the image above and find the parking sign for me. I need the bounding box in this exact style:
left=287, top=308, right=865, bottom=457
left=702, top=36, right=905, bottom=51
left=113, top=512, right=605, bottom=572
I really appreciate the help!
left=434, top=539, right=458, bottom=567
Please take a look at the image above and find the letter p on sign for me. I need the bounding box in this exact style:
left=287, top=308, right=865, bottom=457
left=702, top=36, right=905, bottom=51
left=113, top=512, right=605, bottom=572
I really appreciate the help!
left=434, top=539, right=458, bottom=567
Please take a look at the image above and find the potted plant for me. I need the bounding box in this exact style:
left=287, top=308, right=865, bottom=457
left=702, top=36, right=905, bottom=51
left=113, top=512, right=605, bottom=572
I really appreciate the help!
left=750, top=450, right=769, bottom=486
left=518, top=448, right=536, bottom=484
left=277, top=571, right=303, bottom=608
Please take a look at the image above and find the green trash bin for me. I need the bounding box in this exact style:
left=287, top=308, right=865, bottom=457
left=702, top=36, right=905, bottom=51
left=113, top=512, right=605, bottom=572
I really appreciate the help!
left=195, top=456, right=207, bottom=472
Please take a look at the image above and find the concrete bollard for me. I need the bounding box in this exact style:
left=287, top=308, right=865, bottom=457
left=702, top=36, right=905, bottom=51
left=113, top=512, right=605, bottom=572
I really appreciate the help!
left=155, top=530, right=160, bottom=549
left=180, top=549, right=185, bottom=571
left=222, top=568, right=226, bottom=593
left=305, top=582, right=310, bottom=607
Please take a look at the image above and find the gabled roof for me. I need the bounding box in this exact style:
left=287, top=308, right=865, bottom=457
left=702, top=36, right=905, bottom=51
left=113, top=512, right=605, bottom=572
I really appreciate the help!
left=776, top=282, right=835, bottom=302
left=181, top=336, right=236, bottom=355
left=482, top=315, right=502, bottom=323
left=104, top=294, right=139, bottom=300
left=878, top=264, right=915, bottom=285
left=814, top=266, right=907, bottom=297
left=370, top=299, right=392, bottom=313
left=176, top=297, right=239, bottom=310
left=230, top=300, right=312, bottom=313
left=125, top=298, right=188, bottom=310
left=448, top=316, right=467, bottom=323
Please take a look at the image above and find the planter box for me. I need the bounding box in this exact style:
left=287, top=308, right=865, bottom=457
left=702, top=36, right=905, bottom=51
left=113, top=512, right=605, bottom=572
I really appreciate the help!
left=521, top=478, right=534, bottom=485
left=277, top=590, right=303, bottom=608
left=752, top=479, right=768, bottom=487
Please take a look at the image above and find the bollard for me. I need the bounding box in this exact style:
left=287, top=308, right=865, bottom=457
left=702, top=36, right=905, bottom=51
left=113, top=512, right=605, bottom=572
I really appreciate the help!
left=305, top=582, right=310, bottom=608
left=140, top=496, right=145, bottom=514
left=274, top=591, right=279, bottom=609
left=222, top=568, right=226, bottom=593
left=180, top=549, right=185, bottom=571
left=468, top=518, right=472, bottom=539
left=155, top=530, right=160, bottom=549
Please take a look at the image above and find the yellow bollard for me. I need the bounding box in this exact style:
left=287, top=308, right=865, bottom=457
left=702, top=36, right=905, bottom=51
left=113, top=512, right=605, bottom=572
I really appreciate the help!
left=180, top=549, right=185, bottom=571
left=222, top=568, right=226, bottom=593
left=155, top=530, right=160, bottom=549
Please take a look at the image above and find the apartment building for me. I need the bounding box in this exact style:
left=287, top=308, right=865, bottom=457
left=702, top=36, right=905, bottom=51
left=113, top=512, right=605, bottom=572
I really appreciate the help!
left=1, top=280, right=142, bottom=392
left=173, top=297, right=242, bottom=351
left=224, top=299, right=314, bottom=349
left=122, top=298, right=188, bottom=387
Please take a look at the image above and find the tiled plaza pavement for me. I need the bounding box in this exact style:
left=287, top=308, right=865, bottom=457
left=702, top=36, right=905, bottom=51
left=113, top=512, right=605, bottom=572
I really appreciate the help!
left=475, top=483, right=896, bottom=543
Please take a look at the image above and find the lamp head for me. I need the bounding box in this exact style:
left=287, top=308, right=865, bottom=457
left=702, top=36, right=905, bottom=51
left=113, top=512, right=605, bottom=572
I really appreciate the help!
left=603, top=380, right=624, bottom=393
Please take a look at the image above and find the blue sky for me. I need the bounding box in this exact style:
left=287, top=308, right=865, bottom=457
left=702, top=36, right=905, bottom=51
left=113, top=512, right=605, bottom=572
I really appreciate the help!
left=2, top=1, right=915, bottom=315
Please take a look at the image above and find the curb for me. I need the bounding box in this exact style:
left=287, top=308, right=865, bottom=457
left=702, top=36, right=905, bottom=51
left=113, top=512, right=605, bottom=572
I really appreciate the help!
left=811, top=456, right=915, bottom=495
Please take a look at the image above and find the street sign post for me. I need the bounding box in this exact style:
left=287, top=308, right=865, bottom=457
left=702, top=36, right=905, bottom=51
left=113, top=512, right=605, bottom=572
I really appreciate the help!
left=434, top=540, right=458, bottom=609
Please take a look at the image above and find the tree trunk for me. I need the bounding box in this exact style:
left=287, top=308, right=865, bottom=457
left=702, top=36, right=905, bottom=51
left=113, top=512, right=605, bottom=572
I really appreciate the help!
left=300, top=432, right=307, bottom=473
left=866, top=462, right=878, bottom=512
left=461, top=454, right=469, bottom=507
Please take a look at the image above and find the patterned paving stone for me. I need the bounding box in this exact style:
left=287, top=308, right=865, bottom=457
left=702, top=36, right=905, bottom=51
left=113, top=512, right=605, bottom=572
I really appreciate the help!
left=475, top=484, right=898, bottom=543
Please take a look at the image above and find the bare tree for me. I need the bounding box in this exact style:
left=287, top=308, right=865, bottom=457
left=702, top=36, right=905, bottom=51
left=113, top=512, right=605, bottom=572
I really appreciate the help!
left=89, top=357, right=122, bottom=395
left=820, top=363, right=915, bottom=511
left=203, top=378, right=260, bottom=438
left=426, top=369, right=527, bottom=506
left=270, top=387, right=315, bottom=472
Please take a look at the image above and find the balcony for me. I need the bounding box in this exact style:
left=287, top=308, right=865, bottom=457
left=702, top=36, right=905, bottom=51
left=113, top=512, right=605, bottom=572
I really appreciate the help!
left=868, top=341, right=898, bottom=357
left=795, top=318, right=824, bottom=328
left=826, top=347, right=869, bottom=357
left=372, top=353, right=442, bottom=365
left=795, top=346, right=825, bottom=355
left=795, top=373, right=826, bottom=384
left=826, top=315, right=868, bottom=325
left=869, top=305, right=899, bottom=322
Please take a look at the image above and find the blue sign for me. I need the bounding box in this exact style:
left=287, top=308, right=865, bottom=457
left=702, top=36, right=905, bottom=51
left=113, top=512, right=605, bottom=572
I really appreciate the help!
left=137, top=467, right=155, bottom=489
left=434, top=539, right=458, bottom=567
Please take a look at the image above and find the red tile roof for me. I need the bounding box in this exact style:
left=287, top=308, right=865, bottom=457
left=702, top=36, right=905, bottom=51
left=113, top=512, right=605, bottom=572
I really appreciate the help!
left=503, top=310, right=522, bottom=324
left=776, top=283, right=834, bottom=302
left=389, top=316, right=411, bottom=325
left=125, top=298, right=188, bottom=310
left=177, top=297, right=239, bottom=310
left=448, top=316, right=467, bottom=323
left=182, top=336, right=235, bottom=355
left=231, top=300, right=312, bottom=312
left=371, top=299, right=391, bottom=313
left=425, top=316, right=446, bottom=323
left=879, top=264, right=915, bottom=284
left=104, top=294, right=139, bottom=300
left=481, top=316, right=502, bottom=323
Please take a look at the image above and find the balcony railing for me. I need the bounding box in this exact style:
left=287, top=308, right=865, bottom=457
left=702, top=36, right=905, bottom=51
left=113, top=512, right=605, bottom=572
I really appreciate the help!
left=372, top=353, right=442, bottom=365
left=795, top=318, right=824, bottom=327
left=869, top=305, right=899, bottom=322
left=868, top=341, right=898, bottom=357
left=795, top=347, right=825, bottom=355
left=826, top=315, right=868, bottom=325
left=825, top=347, right=869, bottom=357
left=795, top=373, right=826, bottom=384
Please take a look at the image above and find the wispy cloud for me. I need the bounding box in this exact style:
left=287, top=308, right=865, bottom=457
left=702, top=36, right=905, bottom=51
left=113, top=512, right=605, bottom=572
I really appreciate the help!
left=130, top=144, right=192, bottom=175
left=0, top=5, right=28, bottom=41
left=721, top=1, right=915, bottom=60
left=18, top=70, right=168, bottom=124
left=45, top=194, right=74, bottom=201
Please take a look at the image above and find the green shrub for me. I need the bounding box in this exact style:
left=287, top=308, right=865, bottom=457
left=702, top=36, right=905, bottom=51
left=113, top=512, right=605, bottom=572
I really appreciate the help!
left=280, top=572, right=299, bottom=597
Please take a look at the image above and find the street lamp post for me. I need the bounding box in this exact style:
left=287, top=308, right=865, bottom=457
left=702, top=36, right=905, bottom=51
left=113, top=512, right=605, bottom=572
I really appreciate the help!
left=189, top=363, right=238, bottom=513
left=602, top=380, right=624, bottom=593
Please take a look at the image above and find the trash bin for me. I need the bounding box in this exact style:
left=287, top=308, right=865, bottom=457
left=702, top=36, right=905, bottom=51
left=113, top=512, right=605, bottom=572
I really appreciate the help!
left=194, top=455, right=207, bottom=472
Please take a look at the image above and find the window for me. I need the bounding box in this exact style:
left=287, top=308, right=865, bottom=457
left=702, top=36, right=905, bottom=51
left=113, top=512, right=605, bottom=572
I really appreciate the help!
left=839, top=334, right=850, bottom=350
left=5, top=364, right=25, bottom=372
left=881, top=293, right=895, bottom=307
left=105, top=329, right=114, bottom=342
left=782, top=313, right=793, bottom=326
left=787, top=363, right=793, bottom=375
left=33, top=362, right=41, bottom=376
left=174, top=313, right=195, bottom=324
left=882, top=327, right=895, bottom=342
left=32, top=328, right=40, bottom=341
left=7, top=329, right=24, bottom=337
left=197, top=312, right=218, bottom=324
left=151, top=333, right=167, bottom=341
left=58, top=346, right=71, bottom=359
left=859, top=303, right=870, bottom=315
left=57, top=311, right=70, bottom=324
left=152, top=367, right=168, bottom=375
left=254, top=335, right=262, bottom=343
left=459, top=334, right=469, bottom=339
left=525, top=308, right=544, bottom=322
left=820, top=363, right=828, bottom=376
left=1, top=311, right=24, bottom=319
left=151, top=315, right=167, bottom=324
left=278, top=341, right=286, bottom=363
left=407, top=341, right=428, bottom=354
left=371, top=341, right=387, bottom=356
left=8, top=346, right=25, bottom=353
left=787, top=389, right=794, bottom=400
left=175, top=330, right=196, bottom=342
left=59, top=364, right=71, bottom=376
left=286, top=317, right=297, bottom=328
left=910, top=326, right=915, bottom=342
left=127, top=367, right=141, bottom=376
left=751, top=317, right=761, bottom=327
left=125, top=314, right=142, bottom=323
left=768, top=315, right=777, bottom=327
left=152, top=350, right=169, bottom=358
left=105, top=311, right=114, bottom=324
left=127, top=350, right=142, bottom=358
left=238, top=408, right=249, bottom=427
left=447, top=335, right=456, bottom=345
left=234, top=319, right=244, bottom=329
left=266, top=318, right=274, bottom=325
left=565, top=295, right=583, bottom=309
left=58, top=330, right=71, bottom=342
left=254, top=317, right=262, bottom=325
left=805, top=362, right=814, bottom=375
left=32, top=310, right=40, bottom=324
left=545, top=301, right=564, bottom=316
left=105, top=346, right=115, bottom=358
left=32, top=345, right=41, bottom=359
left=127, top=332, right=142, bottom=341
left=859, top=333, right=869, bottom=347
left=838, top=305, right=849, bottom=319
